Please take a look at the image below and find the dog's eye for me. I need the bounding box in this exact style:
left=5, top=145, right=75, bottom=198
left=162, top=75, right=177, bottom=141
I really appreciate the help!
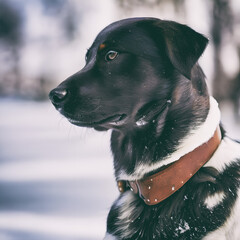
left=105, top=51, right=118, bottom=61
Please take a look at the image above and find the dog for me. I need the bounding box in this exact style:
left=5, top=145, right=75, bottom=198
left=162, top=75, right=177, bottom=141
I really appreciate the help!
left=49, top=18, right=240, bottom=240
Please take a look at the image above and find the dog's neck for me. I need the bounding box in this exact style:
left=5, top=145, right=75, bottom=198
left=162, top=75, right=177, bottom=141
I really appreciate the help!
left=112, top=96, right=221, bottom=181
left=117, top=125, right=221, bottom=205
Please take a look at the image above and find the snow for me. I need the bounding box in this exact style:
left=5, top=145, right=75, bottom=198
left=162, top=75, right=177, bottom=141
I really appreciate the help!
left=0, top=99, right=118, bottom=240
left=0, top=212, right=105, bottom=239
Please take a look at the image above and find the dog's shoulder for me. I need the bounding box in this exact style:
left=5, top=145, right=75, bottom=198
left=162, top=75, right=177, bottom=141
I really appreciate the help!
left=203, top=187, right=240, bottom=240
left=202, top=136, right=240, bottom=240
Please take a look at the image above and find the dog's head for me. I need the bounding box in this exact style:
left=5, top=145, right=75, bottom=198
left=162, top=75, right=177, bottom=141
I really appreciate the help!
left=49, top=18, right=208, bottom=132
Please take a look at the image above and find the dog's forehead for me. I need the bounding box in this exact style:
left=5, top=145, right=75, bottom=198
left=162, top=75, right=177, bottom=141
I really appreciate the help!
left=99, top=18, right=149, bottom=36
left=90, top=18, right=160, bottom=57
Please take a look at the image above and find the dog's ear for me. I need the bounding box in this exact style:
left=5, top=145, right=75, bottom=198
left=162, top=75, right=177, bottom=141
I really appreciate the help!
left=152, top=20, right=208, bottom=79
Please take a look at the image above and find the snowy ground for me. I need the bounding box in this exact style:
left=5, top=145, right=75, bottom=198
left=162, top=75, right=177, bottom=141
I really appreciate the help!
left=0, top=98, right=239, bottom=240
left=0, top=99, right=118, bottom=240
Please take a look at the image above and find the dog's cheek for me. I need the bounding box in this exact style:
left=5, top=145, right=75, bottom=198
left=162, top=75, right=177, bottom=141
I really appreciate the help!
left=100, top=54, right=139, bottom=82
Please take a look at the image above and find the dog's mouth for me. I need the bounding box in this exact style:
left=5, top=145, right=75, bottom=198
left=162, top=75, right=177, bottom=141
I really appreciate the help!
left=65, top=99, right=171, bottom=130
left=67, top=114, right=127, bottom=128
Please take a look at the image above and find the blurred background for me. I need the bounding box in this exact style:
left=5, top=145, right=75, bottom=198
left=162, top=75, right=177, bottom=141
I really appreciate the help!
left=0, top=0, right=239, bottom=239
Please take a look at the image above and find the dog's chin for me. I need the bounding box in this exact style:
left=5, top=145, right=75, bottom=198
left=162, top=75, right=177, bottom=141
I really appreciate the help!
left=66, top=114, right=128, bottom=131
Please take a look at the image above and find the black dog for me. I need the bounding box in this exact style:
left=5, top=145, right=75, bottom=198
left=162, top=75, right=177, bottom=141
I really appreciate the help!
left=49, top=18, right=240, bottom=240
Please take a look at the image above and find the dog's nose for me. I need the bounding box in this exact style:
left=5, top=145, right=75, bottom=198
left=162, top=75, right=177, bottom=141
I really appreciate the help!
left=49, top=88, right=68, bottom=107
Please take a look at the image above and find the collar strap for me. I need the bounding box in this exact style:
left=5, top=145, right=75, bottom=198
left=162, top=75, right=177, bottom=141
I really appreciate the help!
left=117, top=126, right=221, bottom=205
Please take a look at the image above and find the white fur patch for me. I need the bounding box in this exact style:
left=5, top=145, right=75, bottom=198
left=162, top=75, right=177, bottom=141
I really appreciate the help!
left=203, top=188, right=240, bottom=240
left=119, top=96, right=221, bottom=180
left=204, top=192, right=225, bottom=209
left=204, top=137, right=240, bottom=172
left=112, top=191, right=139, bottom=239
left=117, top=192, right=136, bottom=221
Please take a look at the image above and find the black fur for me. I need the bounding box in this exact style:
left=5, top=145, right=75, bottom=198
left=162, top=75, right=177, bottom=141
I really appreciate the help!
left=49, top=18, right=240, bottom=239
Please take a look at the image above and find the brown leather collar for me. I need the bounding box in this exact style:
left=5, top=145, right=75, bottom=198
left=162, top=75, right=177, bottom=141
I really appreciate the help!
left=117, top=126, right=222, bottom=205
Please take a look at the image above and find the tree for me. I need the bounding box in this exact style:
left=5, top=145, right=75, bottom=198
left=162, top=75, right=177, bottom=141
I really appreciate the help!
left=0, top=0, right=23, bottom=96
